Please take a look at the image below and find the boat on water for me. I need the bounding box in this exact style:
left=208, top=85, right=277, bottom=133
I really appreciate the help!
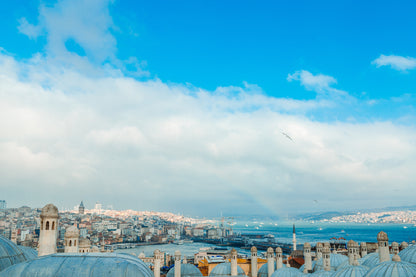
left=173, top=240, right=184, bottom=245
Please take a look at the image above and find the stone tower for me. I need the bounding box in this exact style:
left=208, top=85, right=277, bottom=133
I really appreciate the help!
left=64, top=225, right=80, bottom=253
left=174, top=250, right=181, bottom=277
left=275, top=247, right=283, bottom=269
left=231, top=248, right=238, bottom=276
left=266, top=247, right=274, bottom=277
left=154, top=249, right=162, bottom=277
left=38, top=203, right=59, bottom=256
left=303, top=242, right=312, bottom=273
left=322, top=246, right=331, bottom=271
left=251, top=246, right=258, bottom=277
left=391, top=242, right=399, bottom=255
left=347, top=240, right=357, bottom=265
left=316, top=242, right=323, bottom=260
left=377, top=231, right=390, bottom=263
left=79, top=201, right=85, bottom=215
left=360, top=242, right=367, bottom=257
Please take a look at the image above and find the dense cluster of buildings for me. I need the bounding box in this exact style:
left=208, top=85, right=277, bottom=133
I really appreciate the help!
left=0, top=201, right=232, bottom=252
left=326, top=210, right=416, bottom=224
left=2, top=203, right=416, bottom=276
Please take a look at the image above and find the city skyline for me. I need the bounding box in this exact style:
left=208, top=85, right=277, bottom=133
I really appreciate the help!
left=1, top=1, right=416, bottom=216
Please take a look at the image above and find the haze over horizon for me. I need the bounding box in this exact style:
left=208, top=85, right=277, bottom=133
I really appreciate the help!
left=1, top=0, right=416, bottom=217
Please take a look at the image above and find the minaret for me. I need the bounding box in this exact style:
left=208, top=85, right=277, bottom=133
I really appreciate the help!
left=303, top=243, right=312, bottom=273
left=316, top=243, right=323, bottom=260
left=64, top=225, right=79, bottom=253
left=251, top=246, right=258, bottom=277
left=79, top=201, right=85, bottom=215
left=231, top=248, right=238, bottom=276
left=154, top=249, right=161, bottom=277
left=292, top=224, right=297, bottom=251
left=38, top=203, right=59, bottom=256
left=322, top=246, right=331, bottom=271
left=174, top=250, right=181, bottom=277
left=266, top=247, right=274, bottom=277
left=391, top=242, right=399, bottom=255
left=275, top=247, right=283, bottom=270
left=377, top=231, right=390, bottom=263
left=360, top=242, right=367, bottom=257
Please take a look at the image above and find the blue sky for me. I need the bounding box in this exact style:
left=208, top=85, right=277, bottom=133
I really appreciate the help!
left=1, top=0, right=416, bottom=216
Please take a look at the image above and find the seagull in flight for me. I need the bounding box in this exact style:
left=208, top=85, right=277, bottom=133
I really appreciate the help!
left=281, top=132, right=294, bottom=141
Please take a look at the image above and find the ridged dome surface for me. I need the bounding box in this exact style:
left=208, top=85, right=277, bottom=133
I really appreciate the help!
left=361, top=253, right=393, bottom=268
left=0, top=236, right=36, bottom=272
left=0, top=253, right=153, bottom=277
left=364, top=260, right=416, bottom=277
left=270, top=267, right=303, bottom=277
left=209, top=263, right=246, bottom=277
left=258, top=261, right=276, bottom=277
left=313, top=254, right=348, bottom=272
left=167, top=264, right=203, bottom=277
left=310, top=270, right=334, bottom=276
left=399, top=244, right=416, bottom=264
left=332, top=265, right=368, bottom=277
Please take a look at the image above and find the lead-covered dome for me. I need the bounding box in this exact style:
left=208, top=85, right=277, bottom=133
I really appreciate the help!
left=258, top=261, right=276, bottom=277
left=209, top=262, right=246, bottom=277
left=0, top=236, right=36, bottom=272
left=270, top=267, right=302, bottom=277
left=361, top=252, right=393, bottom=268
left=313, top=254, right=348, bottom=272
left=331, top=265, right=368, bottom=277
left=364, top=255, right=416, bottom=277
left=399, top=244, right=416, bottom=264
left=167, top=263, right=203, bottom=277
left=0, top=253, right=153, bottom=277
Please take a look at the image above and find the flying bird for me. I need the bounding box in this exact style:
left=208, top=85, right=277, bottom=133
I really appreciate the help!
left=281, top=132, right=294, bottom=141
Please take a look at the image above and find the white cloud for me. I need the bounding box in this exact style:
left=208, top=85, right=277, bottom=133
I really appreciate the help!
left=372, top=54, right=416, bottom=71
left=287, top=70, right=349, bottom=100
left=1, top=52, right=416, bottom=216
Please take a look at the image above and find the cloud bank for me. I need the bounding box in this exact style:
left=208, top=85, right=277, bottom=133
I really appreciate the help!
left=2, top=0, right=416, bottom=217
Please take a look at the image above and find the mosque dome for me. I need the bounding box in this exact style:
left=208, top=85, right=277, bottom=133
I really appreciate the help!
left=258, top=261, right=276, bottom=277
left=399, top=244, right=416, bottom=264
left=0, top=236, right=36, bottom=272
left=167, top=263, right=203, bottom=277
left=65, top=226, right=79, bottom=238
left=0, top=253, right=153, bottom=277
left=360, top=252, right=393, bottom=268
left=138, top=252, right=146, bottom=259
left=377, top=231, right=388, bottom=241
left=331, top=265, right=368, bottom=277
left=401, top=242, right=409, bottom=249
left=304, top=243, right=311, bottom=248
left=79, top=238, right=91, bottom=247
left=41, top=204, right=59, bottom=218
left=310, top=270, right=334, bottom=276
left=313, top=254, right=348, bottom=272
left=347, top=240, right=355, bottom=248
left=209, top=262, right=246, bottom=277
left=364, top=255, right=416, bottom=277
left=251, top=246, right=257, bottom=252
left=270, top=267, right=302, bottom=277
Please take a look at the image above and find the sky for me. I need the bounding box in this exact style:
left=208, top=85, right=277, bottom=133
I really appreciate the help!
left=1, top=0, right=416, bottom=217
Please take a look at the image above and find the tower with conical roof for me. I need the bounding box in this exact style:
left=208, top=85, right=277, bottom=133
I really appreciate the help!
left=38, top=203, right=59, bottom=256
left=79, top=201, right=85, bottom=215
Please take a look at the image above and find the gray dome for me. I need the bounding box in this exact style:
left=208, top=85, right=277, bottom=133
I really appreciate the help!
left=313, top=254, right=348, bottom=272
left=310, top=270, right=334, bottom=276
left=209, top=263, right=246, bottom=277
left=271, top=267, right=303, bottom=277
left=17, top=246, right=38, bottom=260
left=364, top=259, right=416, bottom=277
left=0, top=253, right=153, bottom=277
left=399, top=244, right=416, bottom=264
left=0, top=235, right=36, bottom=272
left=167, top=264, right=203, bottom=277
left=360, top=253, right=393, bottom=268
left=331, top=265, right=368, bottom=277
left=258, top=261, right=276, bottom=277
